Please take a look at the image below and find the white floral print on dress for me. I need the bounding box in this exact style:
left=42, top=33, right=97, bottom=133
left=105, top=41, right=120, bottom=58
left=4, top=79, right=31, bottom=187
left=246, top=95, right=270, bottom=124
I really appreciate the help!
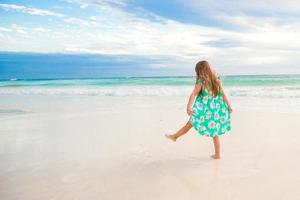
left=216, top=123, right=220, bottom=130
left=214, top=113, right=219, bottom=120
left=199, top=116, right=205, bottom=123
left=206, top=111, right=212, bottom=119
left=190, top=116, right=195, bottom=123
left=192, top=107, right=198, bottom=115
left=221, top=126, right=226, bottom=133
left=220, top=117, right=226, bottom=123
left=196, top=102, right=203, bottom=110
left=208, top=121, right=215, bottom=129
left=198, top=126, right=206, bottom=132
left=203, top=96, right=209, bottom=103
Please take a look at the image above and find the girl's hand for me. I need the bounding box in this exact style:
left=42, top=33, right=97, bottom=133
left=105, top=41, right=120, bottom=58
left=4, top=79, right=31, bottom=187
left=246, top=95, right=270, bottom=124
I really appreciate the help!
left=187, top=107, right=193, bottom=116
left=228, top=106, right=233, bottom=113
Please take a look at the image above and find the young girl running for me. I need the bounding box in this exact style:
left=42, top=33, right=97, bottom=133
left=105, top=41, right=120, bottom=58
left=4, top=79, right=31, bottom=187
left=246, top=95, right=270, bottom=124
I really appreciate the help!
left=165, top=60, right=232, bottom=159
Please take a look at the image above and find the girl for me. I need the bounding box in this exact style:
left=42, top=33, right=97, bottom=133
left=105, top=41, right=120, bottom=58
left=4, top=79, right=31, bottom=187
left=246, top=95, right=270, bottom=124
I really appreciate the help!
left=165, top=60, right=232, bottom=159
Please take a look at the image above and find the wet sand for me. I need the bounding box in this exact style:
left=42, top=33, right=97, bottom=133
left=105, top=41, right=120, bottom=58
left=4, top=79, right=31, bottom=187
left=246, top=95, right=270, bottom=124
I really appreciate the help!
left=1, top=95, right=300, bottom=200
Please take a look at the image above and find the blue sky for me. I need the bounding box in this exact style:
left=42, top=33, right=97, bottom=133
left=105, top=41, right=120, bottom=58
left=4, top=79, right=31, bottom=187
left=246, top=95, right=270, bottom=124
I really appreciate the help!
left=1, top=0, right=300, bottom=75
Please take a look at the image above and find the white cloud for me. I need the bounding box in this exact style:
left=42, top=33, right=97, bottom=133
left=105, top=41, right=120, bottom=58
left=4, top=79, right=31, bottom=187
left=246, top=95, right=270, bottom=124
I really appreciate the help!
left=65, top=0, right=126, bottom=7
left=1, top=1, right=300, bottom=74
left=79, top=4, right=88, bottom=9
left=0, top=3, right=64, bottom=17
left=0, top=27, right=12, bottom=32
left=63, top=17, right=100, bottom=26
left=11, top=24, right=27, bottom=34
left=34, top=27, right=52, bottom=32
left=183, top=0, right=300, bottom=15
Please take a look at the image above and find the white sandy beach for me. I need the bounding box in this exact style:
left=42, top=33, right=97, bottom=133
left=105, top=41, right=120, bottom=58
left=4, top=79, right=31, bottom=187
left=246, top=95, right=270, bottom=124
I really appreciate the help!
left=1, top=95, right=300, bottom=200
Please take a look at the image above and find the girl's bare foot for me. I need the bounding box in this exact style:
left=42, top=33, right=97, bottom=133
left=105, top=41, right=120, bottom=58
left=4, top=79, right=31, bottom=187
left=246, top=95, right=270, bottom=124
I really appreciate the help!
left=165, top=134, right=177, bottom=142
left=210, top=154, right=221, bottom=159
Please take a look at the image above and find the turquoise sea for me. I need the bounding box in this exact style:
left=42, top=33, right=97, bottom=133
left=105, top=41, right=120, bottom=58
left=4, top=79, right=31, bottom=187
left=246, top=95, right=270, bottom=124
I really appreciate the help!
left=0, top=75, right=300, bottom=99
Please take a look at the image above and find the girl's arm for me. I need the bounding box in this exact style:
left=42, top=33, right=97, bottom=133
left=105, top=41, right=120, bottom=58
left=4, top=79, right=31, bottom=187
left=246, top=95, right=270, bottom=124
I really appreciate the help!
left=221, top=88, right=232, bottom=113
left=186, top=83, right=202, bottom=116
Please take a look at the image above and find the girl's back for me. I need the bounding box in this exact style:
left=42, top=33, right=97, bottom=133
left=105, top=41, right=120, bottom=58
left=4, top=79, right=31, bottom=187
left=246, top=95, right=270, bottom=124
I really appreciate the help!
left=188, top=63, right=231, bottom=138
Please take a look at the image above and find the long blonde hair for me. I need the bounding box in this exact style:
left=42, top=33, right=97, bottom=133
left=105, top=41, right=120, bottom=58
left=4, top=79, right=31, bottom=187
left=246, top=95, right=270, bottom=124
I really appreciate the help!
left=195, top=60, right=221, bottom=97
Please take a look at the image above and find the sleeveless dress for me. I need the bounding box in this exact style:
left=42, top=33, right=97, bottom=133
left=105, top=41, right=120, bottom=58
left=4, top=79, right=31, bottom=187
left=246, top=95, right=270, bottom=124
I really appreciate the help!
left=188, top=78, right=231, bottom=138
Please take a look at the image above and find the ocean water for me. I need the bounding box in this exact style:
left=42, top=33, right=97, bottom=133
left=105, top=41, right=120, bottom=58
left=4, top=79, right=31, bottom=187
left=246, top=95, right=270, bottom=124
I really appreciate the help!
left=0, top=75, right=300, bottom=98
left=1, top=75, right=300, bottom=113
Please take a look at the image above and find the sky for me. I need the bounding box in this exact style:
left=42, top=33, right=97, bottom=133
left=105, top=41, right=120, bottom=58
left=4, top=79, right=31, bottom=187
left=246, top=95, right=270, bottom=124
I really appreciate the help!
left=1, top=0, right=300, bottom=76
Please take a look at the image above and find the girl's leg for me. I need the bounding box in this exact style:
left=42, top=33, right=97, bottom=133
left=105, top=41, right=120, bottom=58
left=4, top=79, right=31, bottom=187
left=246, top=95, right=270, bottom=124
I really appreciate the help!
left=165, top=122, right=193, bottom=142
left=211, top=136, right=221, bottom=159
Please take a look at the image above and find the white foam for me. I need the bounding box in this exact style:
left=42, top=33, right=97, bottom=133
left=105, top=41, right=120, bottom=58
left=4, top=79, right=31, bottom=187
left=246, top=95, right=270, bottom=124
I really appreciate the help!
left=227, top=86, right=300, bottom=98
left=0, top=86, right=192, bottom=96
left=1, top=85, right=300, bottom=113
left=0, top=85, right=300, bottom=99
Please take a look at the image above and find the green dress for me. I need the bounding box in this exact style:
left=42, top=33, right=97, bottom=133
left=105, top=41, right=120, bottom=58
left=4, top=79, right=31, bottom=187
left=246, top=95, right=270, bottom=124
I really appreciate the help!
left=188, top=78, right=231, bottom=138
